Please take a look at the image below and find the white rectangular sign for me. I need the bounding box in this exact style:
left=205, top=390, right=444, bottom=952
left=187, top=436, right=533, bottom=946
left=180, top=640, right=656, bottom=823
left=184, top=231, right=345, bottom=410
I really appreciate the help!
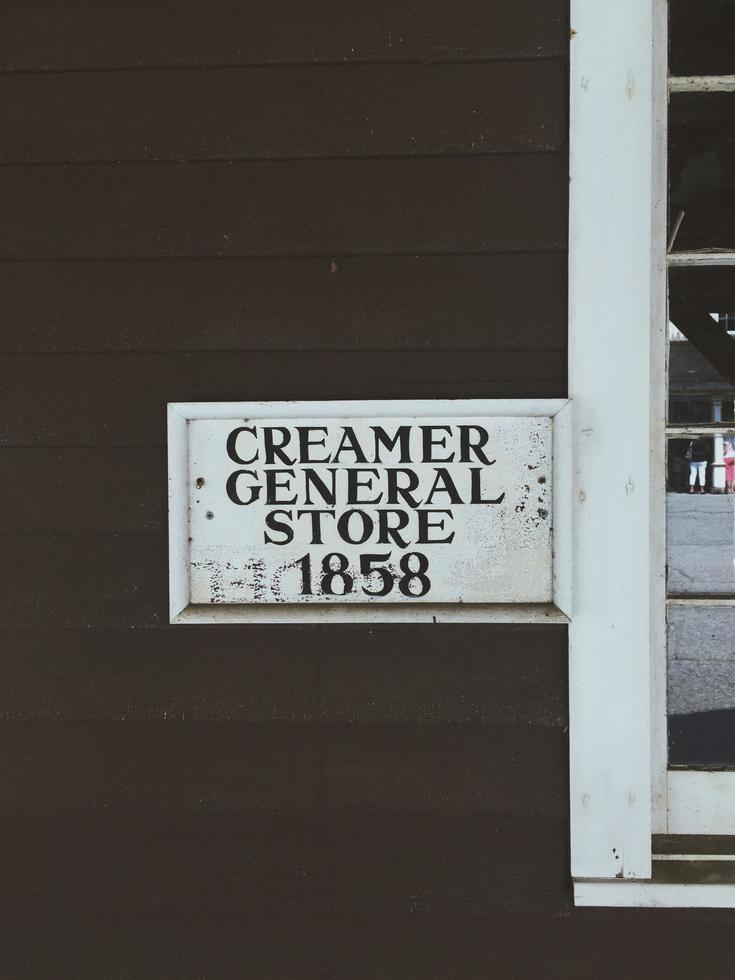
left=168, top=400, right=571, bottom=623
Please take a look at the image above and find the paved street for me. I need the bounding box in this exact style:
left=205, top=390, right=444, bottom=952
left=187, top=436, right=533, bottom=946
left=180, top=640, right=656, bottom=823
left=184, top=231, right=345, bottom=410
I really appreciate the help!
left=668, top=492, right=735, bottom=596
left=668, top=493, right=735, bottom=719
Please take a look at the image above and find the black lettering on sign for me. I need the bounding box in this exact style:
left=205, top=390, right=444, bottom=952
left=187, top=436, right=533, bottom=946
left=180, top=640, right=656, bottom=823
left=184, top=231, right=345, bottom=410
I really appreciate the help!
left=293, top=552, right=432, bottom=598
left=227, top=426, right=259, bottom=464
left=264, top=510, right=294, bottom=545
left=226, top=469, right=261, bottom=505
left=264, top=427, right=296, bottom=465
left=417, top=509, right=455, bottom=544
left=296, top=426, right=330, bottom=463
left=303, top=468, right=338, bottom=505
left=371, top=426, right=411, bottom=463
left=219, top=419, right=516, bottom=602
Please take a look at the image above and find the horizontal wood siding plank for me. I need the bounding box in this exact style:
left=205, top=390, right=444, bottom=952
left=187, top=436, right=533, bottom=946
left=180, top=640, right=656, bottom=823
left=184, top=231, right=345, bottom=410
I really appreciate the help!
left=0, top=813, right=569, bottom=912
left=319, top=625, right=567, bottom=726
left=0, top=351, right=567, bottom=448
left=0, top=627, right=563, bottom=727
left=1, top=61, right=566, bottom=164
left=0, top=449, right=165, bottom=533
left=1, top=0, right=568, bottom=70
left=7, top=907, right=735, bottom=979
left=0, top=535, right=167, bottom=626
left=0, top=723, right=320, bottom=812
left=0, top=628, right=319, bottom=722
left=1, top=157, right=567, bottom=260
left=0, top=254, right=567, bottom=353
left=0, top=723, right=563, bottom=816
left=321, top=725, right=566, bottom=816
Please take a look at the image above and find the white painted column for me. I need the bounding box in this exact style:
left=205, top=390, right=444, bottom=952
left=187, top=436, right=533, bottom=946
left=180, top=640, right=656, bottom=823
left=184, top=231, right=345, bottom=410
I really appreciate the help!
left=569, top=0, right=664, bottom=879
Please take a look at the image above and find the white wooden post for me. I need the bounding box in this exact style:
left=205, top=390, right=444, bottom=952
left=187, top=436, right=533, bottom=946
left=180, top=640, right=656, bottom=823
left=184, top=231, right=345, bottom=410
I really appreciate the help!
left=569, top=0, right=665, bottom=879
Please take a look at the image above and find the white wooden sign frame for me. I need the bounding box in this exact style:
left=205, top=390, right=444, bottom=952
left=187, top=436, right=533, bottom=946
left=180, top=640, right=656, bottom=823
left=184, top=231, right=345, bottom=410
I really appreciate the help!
left=168, top=398, right=571, bottom=625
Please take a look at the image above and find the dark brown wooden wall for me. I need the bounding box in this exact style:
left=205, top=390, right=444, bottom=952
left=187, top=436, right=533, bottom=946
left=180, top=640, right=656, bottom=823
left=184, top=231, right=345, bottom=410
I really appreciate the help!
left=3, top=3, right=728, bottom=978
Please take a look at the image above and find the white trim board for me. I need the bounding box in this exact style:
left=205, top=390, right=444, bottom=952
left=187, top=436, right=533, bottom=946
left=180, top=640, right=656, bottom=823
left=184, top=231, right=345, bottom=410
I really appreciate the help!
left=668, top=252, right=735, bottom=266
left=669, top=75, right=735, bottom=94
left=575, top=882, right=735, bottom=909
left=568, top=0, right=666, bottom=881
left=168, top=398, right=572, bottom=625
left=668, top=772, right=735, bottom=835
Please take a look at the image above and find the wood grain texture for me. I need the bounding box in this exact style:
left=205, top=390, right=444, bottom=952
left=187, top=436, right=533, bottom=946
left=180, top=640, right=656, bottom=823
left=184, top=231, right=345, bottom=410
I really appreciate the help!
left=1, top=156, right=567, bottom=260
left=0, top=626, right=563, bottom=727
left=0, top=723, right=321, bottom=812
left=0, top=535, right=167, bottom=626
left=319, top=625, right=567, bottom=726
left=0, top=813, right=569, bottom=912
left=6, top=906, right=735, bottom=980
left=0, top=722, right=563, bottom=816
left=0, top=449, right=165, bottom=533
left=1, top=0, right=568, bottom=71
left=321, top=725, right=566, bottom=816
left=1, top=61, right=566, bottom=164
left=0, top=254, right=567, bottom=353
left=0, top=628, right=319, bottom=722
left=0, top=351, right=567, bottom=449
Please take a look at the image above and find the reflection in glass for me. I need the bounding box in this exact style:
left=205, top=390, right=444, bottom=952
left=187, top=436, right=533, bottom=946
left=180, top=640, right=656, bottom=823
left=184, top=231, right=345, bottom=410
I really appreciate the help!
left=669, top=604, right=735, bottom=766
left=668, top=267, right=735, bottom=425
left=665, top=275, right=735, bottom=592
left=668, top=93, right=735, bottom=251
left=670, top=0, right=735, bottom=77
left=666, top=5, right=735, bottom=771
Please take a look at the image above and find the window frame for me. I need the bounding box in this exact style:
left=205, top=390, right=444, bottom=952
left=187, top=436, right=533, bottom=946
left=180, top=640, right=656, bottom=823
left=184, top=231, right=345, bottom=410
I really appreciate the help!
left=570, top=0, right=735, bottom=906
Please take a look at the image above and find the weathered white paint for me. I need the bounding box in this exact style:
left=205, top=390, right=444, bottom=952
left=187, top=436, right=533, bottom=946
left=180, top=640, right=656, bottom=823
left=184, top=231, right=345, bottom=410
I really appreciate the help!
left=167, top=404, right=190, bottom=621
left=552, top=401, right=573, bottom=620
left=575, top=881, right=735, bottom=908
left=666, top=426, right=735, bottom=437
left=650, top=0, right=670, bottom=838
left=668, top=771, right=735, bottom=834
left=668, top=597, right=735, bottom=606
left=172, top=603, right=566, bottom=625
left=653, top=853, right=735, bottom=862
left=168, top=399, right=571, bottom=623
left=668, top=252, right=735, bottom=266
left=188, top=415, right=551, bottom=605
left=669, top=75, right=735, bottom=94
left=569, top=0, right=667, bottom=881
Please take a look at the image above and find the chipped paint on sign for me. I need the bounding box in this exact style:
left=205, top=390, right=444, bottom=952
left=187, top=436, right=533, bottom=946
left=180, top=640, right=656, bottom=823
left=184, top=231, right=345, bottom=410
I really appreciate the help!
left=185, top=415, right=553, bottom=605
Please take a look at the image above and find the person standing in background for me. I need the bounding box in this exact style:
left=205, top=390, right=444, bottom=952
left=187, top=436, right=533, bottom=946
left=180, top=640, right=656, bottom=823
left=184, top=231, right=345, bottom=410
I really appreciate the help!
left=686, top=437, right=709, bottom=493
left=724, top=436, right=735, bottom=494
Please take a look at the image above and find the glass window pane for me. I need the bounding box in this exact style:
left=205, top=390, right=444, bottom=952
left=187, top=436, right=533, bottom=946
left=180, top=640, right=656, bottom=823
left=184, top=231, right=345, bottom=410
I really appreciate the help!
left=669, top=92, right=735, bottom=251
left=668, top=267, right=735, bottom=425
left=669, top=604, right=735, bottom=766
left=667, top=484, right=735, bottom=594
left=670, top=0, right=735, bottom=77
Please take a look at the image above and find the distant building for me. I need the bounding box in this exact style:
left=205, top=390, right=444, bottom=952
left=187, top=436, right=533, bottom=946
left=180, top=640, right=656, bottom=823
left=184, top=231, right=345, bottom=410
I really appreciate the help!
left=669, top=318, right=735, bottom=491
